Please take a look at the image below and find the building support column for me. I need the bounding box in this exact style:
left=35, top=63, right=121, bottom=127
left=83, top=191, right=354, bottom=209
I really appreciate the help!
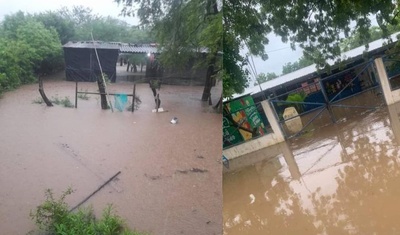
left=280, top=141, right=301, bottom=180
left=261, top=100, right=285, bottom=142
left=374, top=57, right=394, bottom=105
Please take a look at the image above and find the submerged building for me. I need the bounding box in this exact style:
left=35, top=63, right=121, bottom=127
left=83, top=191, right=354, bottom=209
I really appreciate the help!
left=223, top=33, right=400, bottom=159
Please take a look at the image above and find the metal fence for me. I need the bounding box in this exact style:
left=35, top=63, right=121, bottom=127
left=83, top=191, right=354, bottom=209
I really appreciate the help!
left=269, top=60, right=383, bottom=138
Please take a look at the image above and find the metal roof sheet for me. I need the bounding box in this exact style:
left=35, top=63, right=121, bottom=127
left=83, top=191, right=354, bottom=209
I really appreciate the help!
left=63, top=41, right=159, bottom=53
left=230, top=32, right=400, bottom=99
left=119, top=43, right=159, bottom=53
left=63, top=41, right=210, bottom=54
left=63, top=41, right=120, bottom=49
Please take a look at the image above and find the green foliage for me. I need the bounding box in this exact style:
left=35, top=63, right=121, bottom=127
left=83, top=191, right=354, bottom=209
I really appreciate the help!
left=222, top=30, right=249, bottom=98
left=15, top=20, right=64, bottom=74
left=51, top=96, right=74, bottom=108
left=253, top=72, right=278, bottom=86
left=30, top=188, right=74, bottom=232
left=33, top=11, right=76, bottom=44
left=286, top=92, right=307, bottom=113
left=30, top=188, right=147, bottom=235
left=116, top=0, right=222, bottom=99
left=282, top=56, right=314, bottom=75
left=57, top=5, right=154, bottom=43
left=0, top=11, right=64, bottom=95
left=282, top=23, right=400, bottom=75
left=223, top=0, right=400, bottom=97
left=32, top=97, right=44, bottom=104
left=77, top=90, right=90, bottom=100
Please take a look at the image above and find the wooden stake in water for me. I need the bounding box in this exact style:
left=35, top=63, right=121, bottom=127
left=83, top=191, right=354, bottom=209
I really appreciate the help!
left=90, top=32, right=114, bottom=112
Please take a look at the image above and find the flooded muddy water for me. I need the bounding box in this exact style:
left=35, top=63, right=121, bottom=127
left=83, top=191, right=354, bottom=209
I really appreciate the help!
left=0, top=72, right=222, bottom=235
left=223, top=101, right=400, bottom=235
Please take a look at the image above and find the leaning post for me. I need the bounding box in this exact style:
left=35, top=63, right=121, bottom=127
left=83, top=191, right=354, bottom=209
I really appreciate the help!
left=75, top=80, right=78, bottom=108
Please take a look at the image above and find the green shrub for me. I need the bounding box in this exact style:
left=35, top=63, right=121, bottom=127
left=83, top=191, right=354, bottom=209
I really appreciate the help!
left=51, top=96, right=74, bottom=108
left=30, top=188, right=148, bottom=235
left=77, top=90, right=90, bottom=100
left=285, top=91, right=307, bottom=113
left=32, top=97, right=44, bottom=104
left=60, top=97, right=74, bottom=108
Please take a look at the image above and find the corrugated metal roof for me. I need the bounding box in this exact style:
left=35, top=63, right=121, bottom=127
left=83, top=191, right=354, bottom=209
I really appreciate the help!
left=63, top=41, right=212, bottom=54
left=119, top=43, right=159, bottom=53
left=63, top=41, right=159, bottom=53
left=230, top=32, right=400, bottom=99
left=63, top=41, right=121, bottom=49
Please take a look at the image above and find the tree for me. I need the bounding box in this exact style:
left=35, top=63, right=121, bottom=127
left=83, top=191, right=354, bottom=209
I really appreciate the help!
left=282, top=24, right=400, bottom=75
left=340, top=25, right=400, bottom=52
left=223, top=0, right=399, bottom=98
left=253, top=72, right=277, bottom=86
left=33, top=11, right=75, bottom=44
left=14, top=21, right=63, bottom=75
left=0, top=12, right=63, bottom=95
left=115, top=0, right=222, bottom=102
left=282, top=56, right=314, bottom=75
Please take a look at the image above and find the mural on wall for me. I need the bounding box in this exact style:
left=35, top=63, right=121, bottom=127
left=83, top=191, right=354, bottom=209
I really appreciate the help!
left=223, top=95, right=267, bottom=148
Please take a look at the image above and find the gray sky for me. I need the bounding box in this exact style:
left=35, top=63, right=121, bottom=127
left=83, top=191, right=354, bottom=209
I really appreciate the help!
left=0, top=0, right=139, bottom=25
left=244, top=33, right=303, bottom=87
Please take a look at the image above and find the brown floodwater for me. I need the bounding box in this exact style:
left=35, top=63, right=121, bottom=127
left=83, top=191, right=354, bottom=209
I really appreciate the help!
left=0, top=71, right=222, bottom=235
left=223, top=99, right=400, bottom=234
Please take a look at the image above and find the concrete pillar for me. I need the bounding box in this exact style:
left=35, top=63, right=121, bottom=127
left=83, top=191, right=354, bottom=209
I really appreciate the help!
left=374, top=57, right=394, bottom=105
left=261, top=100, right=285, bottom=142
left=388, top=102, right=400, bottom=145
left=280, top=141, right=301, bottom=180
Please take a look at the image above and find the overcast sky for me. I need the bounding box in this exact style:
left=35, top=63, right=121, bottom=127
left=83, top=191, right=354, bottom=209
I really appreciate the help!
left=0, top=0, right=302, bottom=85
left=0, top=0, right=139, bottom=25
left=246, top=34, right=303, bottom=86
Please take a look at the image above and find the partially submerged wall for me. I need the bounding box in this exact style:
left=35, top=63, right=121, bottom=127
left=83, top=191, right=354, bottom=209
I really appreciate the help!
left=223, top=100, right=285, bottom=160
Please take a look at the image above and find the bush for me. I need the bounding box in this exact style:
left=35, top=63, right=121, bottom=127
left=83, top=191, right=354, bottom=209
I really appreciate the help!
left=50, top=96, right=74, bottom=108
left=77, top=90, right=90, bottom=100
left=30, top=188, right=147, bottom=235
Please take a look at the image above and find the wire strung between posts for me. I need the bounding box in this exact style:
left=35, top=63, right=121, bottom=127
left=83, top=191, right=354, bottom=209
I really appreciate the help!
left=244, top=41, right=266, bottom=100
left=91, top=32, right=114, bottom=112
left=69, top=171, right=121, bottom=212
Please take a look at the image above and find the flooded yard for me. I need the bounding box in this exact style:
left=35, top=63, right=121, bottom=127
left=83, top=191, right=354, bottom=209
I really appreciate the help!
left=223, top=101, right=400, bottom=234
left=0, top=72, right=222, bottom=235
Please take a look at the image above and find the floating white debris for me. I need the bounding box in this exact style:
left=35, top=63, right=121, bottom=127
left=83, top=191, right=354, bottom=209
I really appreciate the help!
left=170, top=117, right=178, bottom=124
left=249, top=194, right=255, bottom=204
left=152, top=107, right=168, bottom=113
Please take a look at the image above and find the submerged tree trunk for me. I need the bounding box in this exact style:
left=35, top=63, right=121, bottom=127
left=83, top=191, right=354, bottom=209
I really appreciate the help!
left=201, top=57, right=216, bottom=101
left=201, top=0, right=219, bottom=102
left=38, top=76, right=53, bottom=106
left=97, top=76, right=108, bottom=109
left=213, top=94, right=222, bottom=113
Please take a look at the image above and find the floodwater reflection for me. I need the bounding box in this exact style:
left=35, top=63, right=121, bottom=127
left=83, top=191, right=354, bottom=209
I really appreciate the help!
left=223, top=102, right=400, bottom=235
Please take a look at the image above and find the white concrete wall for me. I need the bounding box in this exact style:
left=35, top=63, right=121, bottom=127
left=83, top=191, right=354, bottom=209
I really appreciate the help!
left=374, top=57, right=400, bottom=105
left=223, top=100, right=285, bottom=160
left=223, top=132, right=285, bottom=160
